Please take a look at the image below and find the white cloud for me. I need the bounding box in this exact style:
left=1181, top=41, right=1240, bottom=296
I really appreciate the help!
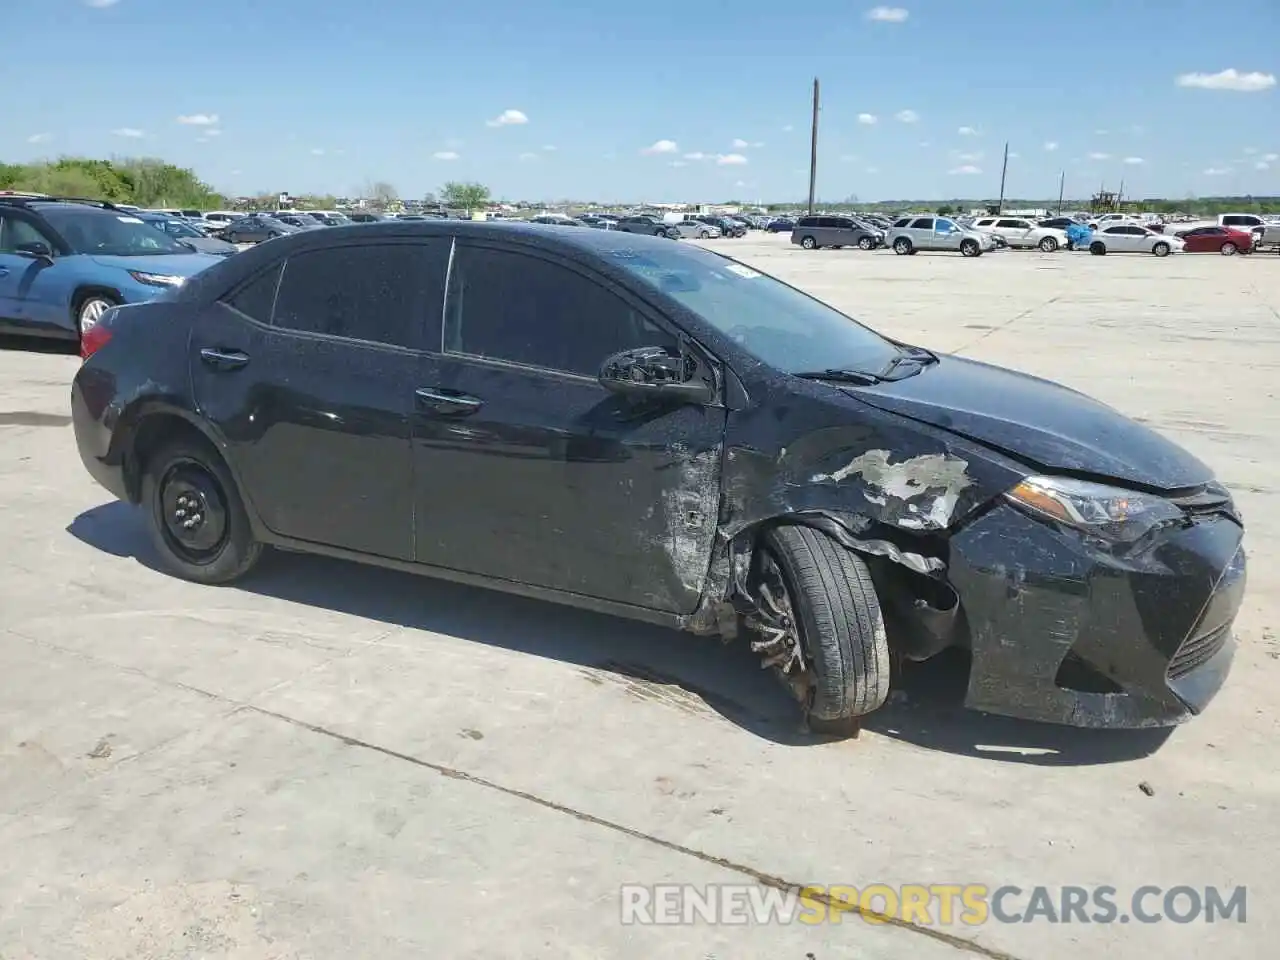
left=866, top=6, right=908, bottom=22
left=682, top=151, right=707, bottom=160
left=1265, top=153, right=1279, bottom=162
left=895, top=109, right=920, bottom=123
left=642, top=139, right=679, bottom=155
left=1257, top=161, right=1271, bottom=171
left=1088, top=152, right=1111, bottom=160
left=112, top=127, right=145, bottom=138
left=857, top=113, right=878, bottom=125
left=1044, top=141, right=1059, bottom=151
left=1204, top=167, right=1231, bottom=175
left=782, top=124, right=794, bottom=132
left=310, top=148, right=325, bottom=155
left=670, top=160, right=688, bottom=168
left=27, top=133, right=52, bottom=144
left=177, top=113, right=219, bottom=126
left=1123, top=156, right=1145, bottom=165
left=716, top=153, right=748, bottom=166
left=542, top=144, right=556, bottom=151
left=486, top=108, right=528, bottom=127
left=949, top=165, right=982, bottom=175
left=85, top=0, right=119, bottom=7
left=517, top=152, right=538, bottom=161
left=732, top=138, right=749, bottom=148
left=433, top=151, right=460, bottom=160
left=1176, top=69, right=1276, bottom=92
left=958, top=125, right=978, bottom=136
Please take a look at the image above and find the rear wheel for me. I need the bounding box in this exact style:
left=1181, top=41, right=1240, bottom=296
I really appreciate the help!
left=1039, top=236, right=1059, bottom=252
left=752, top=525, right=890, bottom=734
left=1152, top=241, right=1171, bottom=257
left=1089, top=241, right=1107, bottom=256
left=142, top=436, right=262, bottom=584
left=892, top=237, right=912, bottom=255
left=800, top=235, right=817, bottom=249
left=1220, top=241, right=1237, bottom=256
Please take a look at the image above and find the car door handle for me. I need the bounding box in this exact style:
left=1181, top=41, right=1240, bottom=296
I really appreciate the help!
left=199, top=347, right=250, bottom=370
left=415, top=387, right=484, bottom=416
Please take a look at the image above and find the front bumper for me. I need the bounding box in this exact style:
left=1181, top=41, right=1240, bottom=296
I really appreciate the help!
left=946, top=500, right=1245, bottom=728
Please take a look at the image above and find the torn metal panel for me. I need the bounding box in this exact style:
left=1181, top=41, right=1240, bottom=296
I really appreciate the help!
left=808, top=449, right=974, bottom=531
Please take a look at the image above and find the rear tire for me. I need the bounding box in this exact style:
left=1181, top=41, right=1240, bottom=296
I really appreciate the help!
left=800, top=235, right=817, bottom=249
left=1089, top=241, right=1106, bottom=256
left=892, top=237, right=912, bottom=255
left=761, top=525, right=890, bottom=732
left=142, top=436, right=262, bottom=585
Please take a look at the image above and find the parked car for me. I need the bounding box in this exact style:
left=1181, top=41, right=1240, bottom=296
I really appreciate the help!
left=1038, top=217, right=1080, bottom=232
left=697, top=216, right=747, bottom=238
left=273, top=213, right=326, bottom=231
left=306, top=212, right=353, bottom=226
left=671, top=220, right=722, bottom=239
left=348, top=212, right=389, bottom=223
left=1174, top=225, right=1255, bottom=256
left=616, top=215, right=677, bottom=238
left=0, top=196, right=224, bottom=341
left=137, top=213, right=239, bottom=257
left=886, top=216, right=997, bottom=256
left=219, top=215, right=300, bottom=244
left=202, top=211, right=244, bottom=227
left=969, top=216, right=1066, bottom=251
left=1086, top=224, right=1184, bottom=257
left=791, top=215, right=880, bottom=251
left=766, top=217, right=796, bottom=233
left=1217, top=214, right=1280, bottom=252
left=69, top=220, right=1245, bottom=734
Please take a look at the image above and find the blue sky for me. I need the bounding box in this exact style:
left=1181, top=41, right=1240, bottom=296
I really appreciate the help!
left=8, top=0, right=1278, bottom=201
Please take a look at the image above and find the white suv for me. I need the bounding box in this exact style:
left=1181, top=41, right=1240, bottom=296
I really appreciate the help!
left=970, top=216, right=1067, bottom=251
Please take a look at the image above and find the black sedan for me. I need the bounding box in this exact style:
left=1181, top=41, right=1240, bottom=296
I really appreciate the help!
left=219, top=215, right=300, bottom=244
left=137, top=213, right=238, bottom=256
left=70, top=222, right=1244, bottom=733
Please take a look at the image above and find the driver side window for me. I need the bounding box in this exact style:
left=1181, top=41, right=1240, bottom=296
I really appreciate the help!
left=0, top=214, right=54, bottom=254
left=444, top=245, right=677, bottom=377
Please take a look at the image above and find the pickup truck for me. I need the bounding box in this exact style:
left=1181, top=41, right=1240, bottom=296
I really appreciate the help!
left=1219, top=214, right=1280, bottom=252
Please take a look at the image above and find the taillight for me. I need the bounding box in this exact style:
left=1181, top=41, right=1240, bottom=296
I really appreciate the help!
left=80, top=323, right=113, bottom=360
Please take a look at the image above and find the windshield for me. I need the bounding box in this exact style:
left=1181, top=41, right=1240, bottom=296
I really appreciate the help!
left=41, top=208, right=192, bottom=256
left=157, top=219, right=203, bottom=238
left=607, top=244, right=900, bottom=375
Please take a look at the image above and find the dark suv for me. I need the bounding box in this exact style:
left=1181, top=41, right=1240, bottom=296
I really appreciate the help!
left=791, top=215, right=880, bottom=250
left=71, top=221, right=1246, bottom=735
left=615, top=215, right=676, bottom=238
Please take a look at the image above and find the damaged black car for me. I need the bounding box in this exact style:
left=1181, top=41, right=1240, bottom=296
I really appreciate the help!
left=70, top=221, right=1245, bottom=733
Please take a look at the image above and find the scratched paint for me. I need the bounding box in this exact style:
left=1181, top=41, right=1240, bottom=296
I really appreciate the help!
left=662, top=446, right=723, bottom=595
left=810, top=449, right=974, bottom=531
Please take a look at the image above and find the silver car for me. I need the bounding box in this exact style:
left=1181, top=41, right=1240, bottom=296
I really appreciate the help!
left=669, top=220, right=723, bottom=239
left=886, top=215, right=997, bottom=257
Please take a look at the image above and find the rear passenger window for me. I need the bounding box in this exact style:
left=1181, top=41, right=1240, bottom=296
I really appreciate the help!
left=222, top=263, right=282, bottom=323
left=444, top=245, right=675, bottom=377
left=910, top=218, right=934, bottom=230
left=893, top=217, right=911, bottom=228
left=272, top=242, right=448, bottom=349
left=797, top=216, right=818, bottom=227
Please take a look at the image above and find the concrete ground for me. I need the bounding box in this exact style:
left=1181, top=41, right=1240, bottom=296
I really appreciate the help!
left=1, top=236, right=1276, bottom=959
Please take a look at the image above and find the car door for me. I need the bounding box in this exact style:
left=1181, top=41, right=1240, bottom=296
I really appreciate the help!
left=411, top=239, right=729, bottom=614
left=190, top=238, right=450, bottom=560
left=933, top=217, right=963, bottom=250
left=0, top=211, right=75, bottom=336
left=996, top=218, right=1028, bottom=245
left=907, top=217, right=935, bottom=249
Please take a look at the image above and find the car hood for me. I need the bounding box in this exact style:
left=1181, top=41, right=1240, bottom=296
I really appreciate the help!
left=88, top=252, right=226, bottom=277
left=183, top=237, right=238, bottom=256
left=846, top=354, right=1212, bottom=491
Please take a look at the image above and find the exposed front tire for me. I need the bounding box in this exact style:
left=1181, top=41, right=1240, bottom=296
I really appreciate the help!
left=858, top=236, right=874, bottom=250
left=1090, top=241, right=1106, bottom=256
left=892, top=237, right=912, bottom=255
left=1039, top=236, right=1059, bottom=252
left=757, top=525, right=890, bottom=733
left=1220, top=242, right=1237, bottom=256
left=960, top=239, right=981, bottom=257
left=73, top=291, right=121, bottom=338
left=142, top=436, right=262, bottom=585
left=800, top=235, right=818, bottom=249
left=698, top=230, right=710, bottom=239
left=1152, top=241, right=1171, bottom=257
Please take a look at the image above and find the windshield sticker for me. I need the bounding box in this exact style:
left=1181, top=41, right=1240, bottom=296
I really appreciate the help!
left=117, top=216, right=144, bottom=224
left=725, top=263, right=761, bottom=279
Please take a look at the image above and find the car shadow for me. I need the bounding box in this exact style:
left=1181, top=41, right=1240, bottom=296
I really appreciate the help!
left=68, top=500, right=1170, bottom=764
left=0, top=334, right=77, bottom=355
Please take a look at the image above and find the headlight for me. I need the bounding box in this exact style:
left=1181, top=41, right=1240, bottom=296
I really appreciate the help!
left=1005, top=476, right=1184, bottom=543
left=129, top=271, right=186, bottom=287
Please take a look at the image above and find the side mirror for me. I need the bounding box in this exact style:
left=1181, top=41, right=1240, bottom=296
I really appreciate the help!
left=178, top=239, right=197, bottom=251
left=15, top=240, right=53, bottom=261
left=598, top=346, right=714, bottom=405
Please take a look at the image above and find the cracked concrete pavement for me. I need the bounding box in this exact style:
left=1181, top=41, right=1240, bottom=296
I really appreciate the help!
left=1, top=237, right=1276, bottom=958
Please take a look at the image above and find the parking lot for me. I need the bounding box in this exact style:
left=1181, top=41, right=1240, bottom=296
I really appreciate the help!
left=1, top=234, right=1277, bottom=959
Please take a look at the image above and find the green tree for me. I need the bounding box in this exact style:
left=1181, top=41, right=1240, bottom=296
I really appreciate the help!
left=0, top=156, right=224, bottom=207
left=441, top=181, right=491, bottom=213
left=936, top=204, right=954, bottom=215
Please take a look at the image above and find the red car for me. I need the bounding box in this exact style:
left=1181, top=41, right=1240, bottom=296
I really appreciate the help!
left=1175, top=225, right=1254, bottom=255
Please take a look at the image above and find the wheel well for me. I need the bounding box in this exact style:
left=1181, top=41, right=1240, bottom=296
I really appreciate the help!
left=122, top=413, right=220, bottom=502
left=71, top=285, right=122, bottom=322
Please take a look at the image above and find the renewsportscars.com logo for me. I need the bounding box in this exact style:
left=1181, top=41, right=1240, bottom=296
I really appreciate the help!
left=620, top=884, right=1247, bottom=927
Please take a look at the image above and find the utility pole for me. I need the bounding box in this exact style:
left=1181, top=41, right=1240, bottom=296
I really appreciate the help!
left=996, top=141, right=1009, bottom=213
left=1117, top=178, right=1125, bottom=211
left=1057, top=170, right=1065, bottom=215
left=807, top=77, right=820, bottom=215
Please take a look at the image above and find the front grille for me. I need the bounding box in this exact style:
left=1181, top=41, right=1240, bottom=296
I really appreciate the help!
left=1168, top=623, right=1230, bottom=679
